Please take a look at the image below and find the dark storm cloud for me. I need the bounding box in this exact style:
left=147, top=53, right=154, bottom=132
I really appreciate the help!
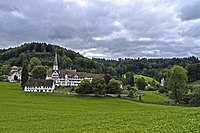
left=0, top=0, right=200, bottom=58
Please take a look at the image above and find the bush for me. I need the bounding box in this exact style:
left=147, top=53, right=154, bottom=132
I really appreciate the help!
left=131, top=86, right=138, bottom=92
left=189, top=87, right=200, bottom=106
left=0, top=75, right=8, bottom=82
left=128, top=90, right=135, bottom=97
left=158, top=88, right=168, bottom=94
left=121, top=90, right=129, bottom=94
left=75, top=79, right=92, bottom=94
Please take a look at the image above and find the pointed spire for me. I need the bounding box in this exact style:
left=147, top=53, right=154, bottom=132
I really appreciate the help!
left=53, top=50, right=58, bottom=71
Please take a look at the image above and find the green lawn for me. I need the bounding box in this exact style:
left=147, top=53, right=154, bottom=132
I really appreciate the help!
left=0, top=82, right=200, bottom=132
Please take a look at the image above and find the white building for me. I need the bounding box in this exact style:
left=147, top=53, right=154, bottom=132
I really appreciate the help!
left=24, top=79, right=55, bottom=92
left=160, top=78, right=165, bottom=87
left=47, top=52, right=105, bottom=86
left=8, top=66, right=21, bottom=82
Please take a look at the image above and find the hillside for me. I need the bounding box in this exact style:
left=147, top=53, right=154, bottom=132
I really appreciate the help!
left=1, top=42, right=200, bottom=79
left=189, top=80, right=200, bottom=86
left=0, top=82, right=199, bottom=132
left=134, top=91, right=173, bottom=103
left=0, top=42, right=82, bottom=66
left=135, top=74, right=159, bottom=84
left=0, top=42, right=101, bottom=73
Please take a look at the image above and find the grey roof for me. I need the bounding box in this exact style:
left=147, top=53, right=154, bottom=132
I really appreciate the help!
left=48, top=69, right=105, bottom=79
left=25, top=79, right=54, bottom=87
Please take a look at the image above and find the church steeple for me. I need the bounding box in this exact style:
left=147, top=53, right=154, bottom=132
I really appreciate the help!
left=53, top=51, right=58, bottom=71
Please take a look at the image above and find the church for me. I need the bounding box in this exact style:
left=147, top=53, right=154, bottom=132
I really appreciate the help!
left=46, top=52, right=105, bottom=86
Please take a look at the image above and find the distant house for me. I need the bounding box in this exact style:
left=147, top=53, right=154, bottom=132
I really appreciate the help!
left=46, top=52, right=105, bottom=86
left=8, top=66, right=21, bottom=82
left=160, top=78, right=165, bottom=87
left=24, top=79, right=55, bottom=93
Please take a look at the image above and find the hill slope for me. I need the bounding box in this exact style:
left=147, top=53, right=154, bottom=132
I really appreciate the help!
left=0, top=42, right=101, bottom=73
left=0, top=82, right=199, bottom=132
left=135, top=74, right=159, bottom=84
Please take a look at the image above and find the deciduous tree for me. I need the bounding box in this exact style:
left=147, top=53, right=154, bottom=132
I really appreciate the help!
left=29, top=57, right=41, bottom=72
left=32, top=65, right=47, bottom=79
left=167, top=65, right=188, bottom=103
left=91, top=78, right=106, bottom=95
left=76, top=79, right=92, bottom=94
left=107, top=79, right=121, bottom=94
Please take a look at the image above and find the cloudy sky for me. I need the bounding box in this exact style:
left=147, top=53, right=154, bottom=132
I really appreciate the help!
left=0, top=0, right=200, bottom=58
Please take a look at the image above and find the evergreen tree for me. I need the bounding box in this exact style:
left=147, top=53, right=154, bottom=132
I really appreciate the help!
left=136, top=77, right=146, bottom=90
left=21, top=61, right=29, bottom=89
left=124, top=71, right=134, bottom=86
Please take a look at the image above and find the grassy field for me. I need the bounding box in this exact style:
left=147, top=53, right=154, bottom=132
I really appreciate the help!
left=0, top=82, right=200, bottom=132
left=134, top=91, right=173, bottom=103
left=189, top=80, right=200, bottom=86
left=134, top=74, right=159, bottom=84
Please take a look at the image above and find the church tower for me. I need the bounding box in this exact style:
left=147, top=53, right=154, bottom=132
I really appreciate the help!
left=53, top=51, right=58, bottom=71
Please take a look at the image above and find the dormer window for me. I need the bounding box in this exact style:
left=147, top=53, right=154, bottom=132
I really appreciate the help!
left=74, top=75, right=78, bottom=79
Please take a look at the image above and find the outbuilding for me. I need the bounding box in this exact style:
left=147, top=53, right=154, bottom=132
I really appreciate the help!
left=24, top=79, right=55, bottom=93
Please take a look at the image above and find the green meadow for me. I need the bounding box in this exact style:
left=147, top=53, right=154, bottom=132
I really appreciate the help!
left=0, top=82, right=200, bottom=133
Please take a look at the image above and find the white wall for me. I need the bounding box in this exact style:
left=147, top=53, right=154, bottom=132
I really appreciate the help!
left=24, top=83, right=55, bottom=93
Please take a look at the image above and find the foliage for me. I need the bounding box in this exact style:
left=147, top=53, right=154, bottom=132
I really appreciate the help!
left=136, top=77, right=147, bottom=90
left=128, top=90, right=135, bottom=97
left=60, top=55, right=72, bottom=70
left=75, top=79, right=92, bottom=94
left=134, top=91, right=173, bottom=103
left=91, top=78, right=106, bottom=95
left=146, top=85, right=156, bottom=91
left=104, top=74, right=112, bottom=85
left=0, top=64, right=11, bottom=75
left=189, top=80, right=200, bottom=86
left=0, top=75, right=8, bottom=81
left=167, top=65, right=188, bottom=103
left=189, top=87, right=200, bottom=106
left=107, top=79, right=122, bottom=94
left=21, top=61, right=29, bottom=88
left=32, top=65, right=47, bottom=79
left=28, top=57, right=41, bottom=72
left=107, top=66, right=117, bottom=76
left=158, top=88, right=168, bottom=94
left=186, top=63, right=200, bottom=83
left=123, top=71, right=134, bottom=86
left=1, top=42, right=200, bottom=79
left=135, top=74, right=159, bottom=85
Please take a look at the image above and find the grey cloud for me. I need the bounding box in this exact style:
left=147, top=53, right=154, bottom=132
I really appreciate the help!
left=180, top=1, right=200, bottom=21
left=0, top=0, right=200, bottom=59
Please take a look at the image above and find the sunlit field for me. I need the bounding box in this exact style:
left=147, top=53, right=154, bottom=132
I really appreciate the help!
left=0, top=82, right=199, bottom=133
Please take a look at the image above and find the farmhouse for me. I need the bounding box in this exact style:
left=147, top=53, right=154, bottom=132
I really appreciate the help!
left=47, top=52, right=105, bottom=86
left=24, top=79, right=55, bottom=92
left=8, top=66, right=21, bottom=82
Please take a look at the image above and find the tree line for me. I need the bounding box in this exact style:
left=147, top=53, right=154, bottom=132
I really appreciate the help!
left=1, top=42, right=199, bottom=82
